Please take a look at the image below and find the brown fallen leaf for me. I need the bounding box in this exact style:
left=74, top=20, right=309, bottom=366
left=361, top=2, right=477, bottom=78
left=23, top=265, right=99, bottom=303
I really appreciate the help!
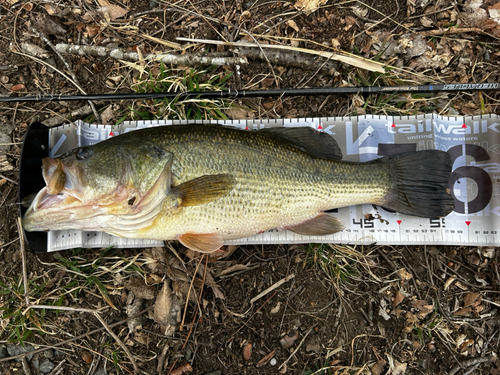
left=411, top=300, right=434, bottom=318
left=294, top=0, right=327, bottom=14
left=124, top=276, right=156, bottom=300
left=99, top=4, right=128, bottom=21
left=463, top=292, right=481, bottom=308
left=153, top=281, right=181, bottom=335
left=393, top=291, right=405, bottom=307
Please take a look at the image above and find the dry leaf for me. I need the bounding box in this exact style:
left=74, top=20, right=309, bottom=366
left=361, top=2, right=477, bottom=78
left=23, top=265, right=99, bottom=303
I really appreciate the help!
left=225, top=107, right=254, bottom=120
left=411, top=300, right=434, bottom=318
left=393, top=291, right=405, bottom=307
left=124, top=276, right=156, bottom=300
left=387, top=355, right=407, bottom=375
left=404, top=312, right=417, bottom=333
left=153, top=281, right=181, bottom=335
left=463, top=292, right=481, bottom=307
left=99, top=4, right=128, bottom=21
left=100, top=104, right=118, bottom=125
left=287, top=19, right=300, bottom=32
left=218, top=264, right=249, bottom=277
left=294, top=0, right=328, bottom=14
left=22, top=2, right=33, bottom=11
left=397, top=268, right=413, bottom=281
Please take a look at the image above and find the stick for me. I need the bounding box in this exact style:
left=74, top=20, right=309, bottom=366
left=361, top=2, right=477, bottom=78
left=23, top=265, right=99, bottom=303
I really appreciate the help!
left=279, top=326, right=315, bottom=370
left=250, top=274, right=295, bottom=305
left=16, top=217, right=30, bottom=307
left=54, top=43, right=247, bottom=66
left=94, top=312, right=139, bottom=375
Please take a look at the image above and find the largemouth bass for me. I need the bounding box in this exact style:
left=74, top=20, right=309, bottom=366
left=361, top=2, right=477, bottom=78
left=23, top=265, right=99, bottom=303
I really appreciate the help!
left=22, top=125, right=454, bottom=252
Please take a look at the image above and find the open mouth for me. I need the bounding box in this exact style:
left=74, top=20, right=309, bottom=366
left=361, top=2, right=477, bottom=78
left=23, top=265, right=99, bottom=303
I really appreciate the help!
left=26, top=158, right=84, bottom=212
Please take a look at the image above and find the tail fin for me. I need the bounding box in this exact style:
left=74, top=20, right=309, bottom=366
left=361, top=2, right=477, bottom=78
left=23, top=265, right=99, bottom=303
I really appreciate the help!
left=379, top=150, right=454, bottom=218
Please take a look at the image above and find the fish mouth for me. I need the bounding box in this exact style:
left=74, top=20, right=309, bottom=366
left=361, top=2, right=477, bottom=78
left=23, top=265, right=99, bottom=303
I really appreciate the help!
left=22, top=158, right=88, bottom=231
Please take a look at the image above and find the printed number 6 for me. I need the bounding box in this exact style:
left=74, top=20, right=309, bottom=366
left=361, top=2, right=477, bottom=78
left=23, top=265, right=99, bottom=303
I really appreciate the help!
left=447, top=145, right=492, bottom=214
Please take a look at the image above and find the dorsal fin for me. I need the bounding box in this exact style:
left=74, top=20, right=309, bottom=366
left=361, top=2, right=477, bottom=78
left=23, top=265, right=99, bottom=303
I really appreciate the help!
left=258, top=127, right=342, bottom=160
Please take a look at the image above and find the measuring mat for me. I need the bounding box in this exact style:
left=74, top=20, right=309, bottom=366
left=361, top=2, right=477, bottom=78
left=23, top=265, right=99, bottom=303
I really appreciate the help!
left=19, top=115, right=500, bottom=252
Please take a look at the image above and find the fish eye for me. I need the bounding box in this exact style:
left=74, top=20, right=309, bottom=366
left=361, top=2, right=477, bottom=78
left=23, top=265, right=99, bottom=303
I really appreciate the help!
left=76, top=148, right=92, bottom=161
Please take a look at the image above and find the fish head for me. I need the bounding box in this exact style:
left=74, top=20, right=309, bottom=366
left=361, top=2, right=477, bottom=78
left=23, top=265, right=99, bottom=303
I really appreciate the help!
left=22, top=139, right=172, bottom=233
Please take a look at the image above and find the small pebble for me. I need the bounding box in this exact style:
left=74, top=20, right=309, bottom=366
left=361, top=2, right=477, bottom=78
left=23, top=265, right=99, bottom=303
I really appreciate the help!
left=270, top=358, right=277, bottom=366
left=43, top=349, right=54, bottom=358
left=39, top=359, right=55, bottom=373
left=0, top=345, right=7, bottom=359
left=7, top=344, right=34, bottom=361
left=205, top=371, right=221, bottom=375
left=185, top=347, right=193, bottom=361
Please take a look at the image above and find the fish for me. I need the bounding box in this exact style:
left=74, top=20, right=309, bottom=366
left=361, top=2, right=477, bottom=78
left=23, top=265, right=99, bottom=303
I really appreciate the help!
left=22, top=124, right=454, bottom=252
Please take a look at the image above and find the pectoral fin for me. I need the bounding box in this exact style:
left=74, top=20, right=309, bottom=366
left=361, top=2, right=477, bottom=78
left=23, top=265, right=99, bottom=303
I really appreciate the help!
left=284, top=213, right=345, bottom=235
left=172, top=174, right=236, bottom=207
left=178, top=233, right=224, bottom=253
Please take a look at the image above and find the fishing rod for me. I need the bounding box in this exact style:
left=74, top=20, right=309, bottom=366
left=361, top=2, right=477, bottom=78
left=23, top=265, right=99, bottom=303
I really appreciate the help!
left=1, top=82, right=499, bottom=103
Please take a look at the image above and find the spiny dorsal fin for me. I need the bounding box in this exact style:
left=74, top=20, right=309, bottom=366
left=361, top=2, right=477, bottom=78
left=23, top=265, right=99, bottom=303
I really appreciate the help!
left=259, top=127, right=342, bottom=160
left=178, top=232, right=223, bottom=253
left=172, top=174, right=236, bottom=207
left=284, top=212, right=345, bottom=235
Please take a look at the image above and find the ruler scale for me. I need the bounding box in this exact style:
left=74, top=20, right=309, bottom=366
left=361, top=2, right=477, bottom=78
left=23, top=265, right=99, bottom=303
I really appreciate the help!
left=37, top=114, right=500, bottom=251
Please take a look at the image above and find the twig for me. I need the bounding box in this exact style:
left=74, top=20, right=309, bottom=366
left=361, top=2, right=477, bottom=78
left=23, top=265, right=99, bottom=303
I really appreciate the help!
left=157, top=343, right=170, bottom=374
left=179, top=254, right=205, bottom=331
left=279, top=326, right=315, bottom=370
left=0, top=173, right=18, bottom=184
left=94, top=312, right=139, bottom=375
left=16, top=217, right=30, bottom=307
left=0, top=306, right=154, bottom=363
left=420, top=27, right=487, bottom=37
left=48, top=359, right=67, bottom=375
left=176, top=37, right=385, bottom=73
left=21, top=357, right=32, bottom=375
left=250, top=274, right=295, bottom=305
left=55, top=44, right=247, bottom=67
left=448, top=355, right=496, bottom=375
left=26, top=305, right=109, bottom=313
left=30, top=28, right=100, bottom=123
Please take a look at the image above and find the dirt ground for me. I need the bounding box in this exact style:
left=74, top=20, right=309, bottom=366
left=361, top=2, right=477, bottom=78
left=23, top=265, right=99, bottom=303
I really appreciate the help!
left=1, top=0, right=500, bottom=374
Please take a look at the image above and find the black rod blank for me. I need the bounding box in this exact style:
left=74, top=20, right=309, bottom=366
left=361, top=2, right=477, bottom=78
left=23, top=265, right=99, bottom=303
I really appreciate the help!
left=1, top=83, right=499, bottom=103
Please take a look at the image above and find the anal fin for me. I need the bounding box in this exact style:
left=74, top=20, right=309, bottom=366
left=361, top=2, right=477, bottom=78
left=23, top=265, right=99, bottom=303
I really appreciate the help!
left=284, top=213, right=344, bottom=236
left=178, top=232, right=224, bottom=253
